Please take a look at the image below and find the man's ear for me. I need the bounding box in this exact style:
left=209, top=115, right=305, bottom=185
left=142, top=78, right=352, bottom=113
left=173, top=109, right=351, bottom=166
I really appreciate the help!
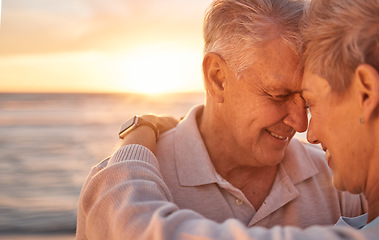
left=202, top=52, right=229, bottom=103
left=355, top=64, right=379, bottom=122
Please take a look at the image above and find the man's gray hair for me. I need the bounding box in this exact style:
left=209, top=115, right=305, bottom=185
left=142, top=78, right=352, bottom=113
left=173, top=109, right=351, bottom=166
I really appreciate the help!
left=203, top=0, right=306, bottom=78
left=302, top=0, right=379, bottom=93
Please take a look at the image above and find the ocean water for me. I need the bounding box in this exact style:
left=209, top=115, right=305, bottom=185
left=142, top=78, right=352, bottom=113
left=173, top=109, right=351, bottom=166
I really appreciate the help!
left=0, top=92, right=205, bottom=235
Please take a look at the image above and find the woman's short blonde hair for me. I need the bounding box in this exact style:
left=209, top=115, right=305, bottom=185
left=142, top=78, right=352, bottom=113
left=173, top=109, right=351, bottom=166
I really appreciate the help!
left=203, top=0, right=306, bottom=78
left=302, top=0, right=379, bottom=93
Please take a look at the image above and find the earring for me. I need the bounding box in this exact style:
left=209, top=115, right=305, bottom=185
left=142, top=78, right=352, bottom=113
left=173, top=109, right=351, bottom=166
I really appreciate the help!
left=360, top=117, right=365, bottom=124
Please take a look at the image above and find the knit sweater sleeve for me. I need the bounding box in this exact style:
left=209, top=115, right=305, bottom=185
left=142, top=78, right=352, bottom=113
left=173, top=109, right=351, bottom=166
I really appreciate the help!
left=76, top=144, right=377, bottom=240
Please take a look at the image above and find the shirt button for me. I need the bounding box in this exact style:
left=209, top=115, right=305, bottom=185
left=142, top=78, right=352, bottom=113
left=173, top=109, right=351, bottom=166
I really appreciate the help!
left=235, top=199, right=243, bottom=206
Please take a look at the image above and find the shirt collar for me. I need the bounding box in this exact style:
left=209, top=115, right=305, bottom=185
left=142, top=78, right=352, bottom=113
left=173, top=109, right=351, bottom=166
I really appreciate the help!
left=335, top=214, right=368, bottom=229
left=363, top=216, right=379, bottom=230
left=175, top=105, right=219, bottom=186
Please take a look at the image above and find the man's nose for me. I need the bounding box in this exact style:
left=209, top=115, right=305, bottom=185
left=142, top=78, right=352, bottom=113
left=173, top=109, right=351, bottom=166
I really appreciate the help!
left=283, top=94, right=308, bottom=133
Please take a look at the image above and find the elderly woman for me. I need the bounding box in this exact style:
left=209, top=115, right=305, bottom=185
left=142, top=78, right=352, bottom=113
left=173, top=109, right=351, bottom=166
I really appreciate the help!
left=300, top=0, right=379, bottom=226
left=76, top=0, right=379, bottom=239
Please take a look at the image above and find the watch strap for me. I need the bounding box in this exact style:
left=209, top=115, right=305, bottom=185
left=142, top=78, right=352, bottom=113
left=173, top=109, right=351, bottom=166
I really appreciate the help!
left=119, top=116, right=159, bottom=140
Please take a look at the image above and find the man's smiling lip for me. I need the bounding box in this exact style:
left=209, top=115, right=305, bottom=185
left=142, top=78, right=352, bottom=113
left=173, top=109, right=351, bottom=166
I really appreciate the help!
left=265, top=129, right=293, bottom=140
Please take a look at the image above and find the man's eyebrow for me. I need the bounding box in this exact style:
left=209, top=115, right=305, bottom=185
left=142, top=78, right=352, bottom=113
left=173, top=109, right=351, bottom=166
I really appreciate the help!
left=265, top=87, right=301, bottom=94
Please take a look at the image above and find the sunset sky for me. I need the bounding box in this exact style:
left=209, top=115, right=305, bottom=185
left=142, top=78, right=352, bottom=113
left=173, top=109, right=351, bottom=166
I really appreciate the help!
left=0, top=0, right=213, bottom=94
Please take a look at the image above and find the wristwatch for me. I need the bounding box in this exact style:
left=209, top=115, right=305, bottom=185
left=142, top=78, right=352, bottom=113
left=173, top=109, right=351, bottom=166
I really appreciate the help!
left=119, top=115, right=159, bottom=140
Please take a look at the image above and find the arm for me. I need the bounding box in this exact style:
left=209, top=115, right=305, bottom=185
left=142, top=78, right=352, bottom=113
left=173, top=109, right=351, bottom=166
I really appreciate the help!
left=76, top=142, right=376, bottom=240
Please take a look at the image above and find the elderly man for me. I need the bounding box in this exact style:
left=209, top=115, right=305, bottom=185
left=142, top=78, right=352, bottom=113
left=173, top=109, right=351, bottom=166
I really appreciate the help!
left=76, top=0, right=366, bottom=239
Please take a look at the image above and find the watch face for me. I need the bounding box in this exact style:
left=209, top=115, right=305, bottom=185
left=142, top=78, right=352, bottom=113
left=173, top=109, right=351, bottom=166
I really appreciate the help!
left=119, top=116, right=138, bottom=138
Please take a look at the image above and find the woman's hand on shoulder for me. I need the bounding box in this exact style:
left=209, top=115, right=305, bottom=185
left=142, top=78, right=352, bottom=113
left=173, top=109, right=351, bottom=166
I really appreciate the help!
left=120, top=114, right=179, bottom=153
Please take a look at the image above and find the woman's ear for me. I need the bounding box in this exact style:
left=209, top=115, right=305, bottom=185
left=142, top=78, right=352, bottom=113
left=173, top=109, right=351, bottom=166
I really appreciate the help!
left=355, top=64, right=379, bottom=122
left=202, top=53, right=228, bottom=103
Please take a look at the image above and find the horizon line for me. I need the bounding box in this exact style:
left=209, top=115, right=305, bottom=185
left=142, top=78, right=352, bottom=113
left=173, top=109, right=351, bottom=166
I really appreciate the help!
left=0, top=90, right=205, bottom=95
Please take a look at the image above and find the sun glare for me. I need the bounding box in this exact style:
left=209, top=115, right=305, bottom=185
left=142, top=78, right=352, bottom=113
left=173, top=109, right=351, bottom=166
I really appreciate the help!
left=118, top=44, right=203, bottom=94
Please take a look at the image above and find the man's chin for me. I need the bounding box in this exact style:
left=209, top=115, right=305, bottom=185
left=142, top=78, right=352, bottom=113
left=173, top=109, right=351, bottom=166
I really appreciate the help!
left=257, top=152, right=285, bottom=167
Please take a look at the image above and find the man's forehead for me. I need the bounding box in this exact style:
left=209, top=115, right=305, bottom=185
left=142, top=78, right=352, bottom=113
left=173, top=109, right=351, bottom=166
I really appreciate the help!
left=259, top=67, right=303, bottom=91
left=262, top=78, right=302, bottom=94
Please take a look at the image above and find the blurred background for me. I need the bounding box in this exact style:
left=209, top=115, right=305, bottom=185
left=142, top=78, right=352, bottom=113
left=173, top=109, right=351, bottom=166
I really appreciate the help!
left=0, top=0, right=211, bottom=93
left=0, top=0, right=211, bottom=239
left=0, top=1, right=307, bottom=239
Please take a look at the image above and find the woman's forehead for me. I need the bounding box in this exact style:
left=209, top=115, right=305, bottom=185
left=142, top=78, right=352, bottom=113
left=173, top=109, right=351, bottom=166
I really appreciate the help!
left=301, top=72, right=331, bottom=97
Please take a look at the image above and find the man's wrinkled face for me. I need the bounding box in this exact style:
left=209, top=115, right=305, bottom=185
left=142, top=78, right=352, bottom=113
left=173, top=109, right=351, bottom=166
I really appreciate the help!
left=220, top=39, right=308, bottom=167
